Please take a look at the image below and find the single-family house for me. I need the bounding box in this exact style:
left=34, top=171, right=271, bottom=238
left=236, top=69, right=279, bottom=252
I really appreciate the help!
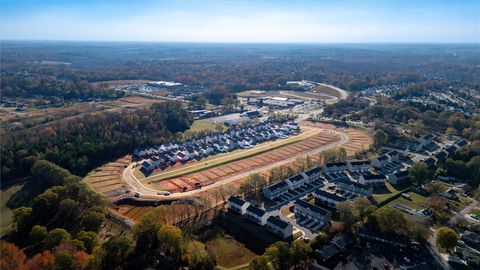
left=417, top=133, right=435, bottom=148
left=358, top=228, right=408, bottom=248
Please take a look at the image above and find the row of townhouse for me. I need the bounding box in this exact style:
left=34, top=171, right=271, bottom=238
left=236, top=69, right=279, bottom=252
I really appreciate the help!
left=371, top=150, right=400, bottom=169
left=322, top=160, right=372, bottom=173
left=294, top=199, right=332, bottom=227
left=313, top=189, right=346, bottom=207
left=263, top=174, right=310, bottom=200
left=139, top=121, right=299, bottom=172
left=335, top=178, right=373, bottom=197
left=227, top=196, right=293, bottom=239
left=424, top=138, right=469, bottom=168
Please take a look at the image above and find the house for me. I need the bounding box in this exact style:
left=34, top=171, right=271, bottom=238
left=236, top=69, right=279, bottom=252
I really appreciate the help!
left=336, top=178, right=373, bottom=197
left=443, top=145, right=457, bottom=156
left=285, top=174, right=307, bottom=189
left=387, top=170, right=410, bottom=185
left=358, top=173, right=387, bottom=186
left=241, top=110, right=262, bottom=118
left=461, top=231, right=480, bottom=250
left=315, top=234, right=354, bottom=261
left=303, top=167, right=323, bottom=182
left=323, top=162, right=348, bottom=173
left=141, top=160, right=155, bottom=173
left=454, top=139, right=469, bottom=148
left=386, top=150, right=400, bottom=162
left=313, top=189, right=346, bottom=207
left=434, top=151, right=447, bottom=163
left=423, top=157, right=436, bottom=168
left=347, top=161, right=371, bottom=172
left=441, top=188, right=459, bottom=200
left=454, top=183, right=471, bottom=194
left=358, top=228, right=408, bottom=248
left=246, top=205, right=270, bottom=225
left=371, top=154, right=390, bottom=168
left=417, top=133, right=435, bottom=148
left=266, top=215, right=293, bottom=239
left=263, top=181, right=289, bottom=200
left=227, top=196, right=250, bottom=215
left=294, top=199, right=331, bottom=226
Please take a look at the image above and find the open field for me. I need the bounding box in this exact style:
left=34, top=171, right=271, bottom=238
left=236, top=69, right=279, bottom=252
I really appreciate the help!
left=206, top=234, right=256, bottom=268
left=90, top=79, right=151, bottom=88
left=237, top=90, right=329, bottom=101
left=0, top=183, right=23, bottom=236
left=83, top=156, right=131, bottom=196
left=385, top=191, right=427, bottom=209
left=1, top=96, right=164, bottom=130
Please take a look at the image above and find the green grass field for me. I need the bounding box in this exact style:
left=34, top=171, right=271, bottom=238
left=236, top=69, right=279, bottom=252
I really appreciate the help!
left=188, top=119, right=218, bottom=132
left=385, top=191, right=426, bottom=209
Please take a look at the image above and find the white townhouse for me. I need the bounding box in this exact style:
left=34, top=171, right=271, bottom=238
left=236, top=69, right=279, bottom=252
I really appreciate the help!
left=385, top=150, right=400, bottom=162
left=246, top=205, right=270, bottom=225
left=347, top=161, right=371, bottom=172
left=227, top=196, right=250, bottom=215
left=371, top=154, right=390, bottom=169
left=263, top=181, right=289, bottom=200
left=358, top=174, right=387, bottom=186
left=313, top=189, right=346, bottom=207
left=294, top=199, right=331, bottom=226
left=323, top=162, right=348, bottom=173
left=285, top=174, right=308, bottom=189
left=417, top=133, right=435, bottom=149
left=387, top=170, right=410, bottom=185
left=303, top=167, right=323, bottom=182
left=336, top=178, right=373, bottom=197
left=141, top=160, right=155, bottom=173
left=266, top=215, right=293, bottom=239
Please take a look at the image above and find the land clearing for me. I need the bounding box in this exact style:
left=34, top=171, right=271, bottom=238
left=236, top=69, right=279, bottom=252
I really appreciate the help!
left=90, top=79, right=151, bottom=88
left=1, top=95, right=163, bottom=130
left=0, top=183, right=23, bottom=236
left=205, top=234, right=256, bottom=268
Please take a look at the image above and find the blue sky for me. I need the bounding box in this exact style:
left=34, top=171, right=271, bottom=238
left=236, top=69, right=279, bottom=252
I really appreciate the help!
left=0, top=0, right=479, bottom=42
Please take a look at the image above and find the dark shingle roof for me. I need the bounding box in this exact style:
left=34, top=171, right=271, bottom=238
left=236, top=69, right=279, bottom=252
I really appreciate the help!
left=294, top=200, right=331, bottom=216
left=305, top=167, right=322, bottom=176
left=289, top=174, right=304, bottom=183
left=314, top=189, right=346, bottom=202
left=267, top=215, right=290, bottom=229
left=247, top=205, right=266, bottom=216
left=325, top=162, right=348, bottom=167
left=349, top=161, right=371, bottom=166
left=228, top=196, right=247, bottom=206
left=455, top=139, right=468, bottom=147
left=265, top=181, right=288, bottom=192
left=362, top=174, right=386, bottom=180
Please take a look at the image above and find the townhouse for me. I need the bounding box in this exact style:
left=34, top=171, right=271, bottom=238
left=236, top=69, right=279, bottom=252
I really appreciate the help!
left=347, top=161, right=371, bottom=172
left=387, top=170, right=410, bottom=185
left=266, top=215, right=293, bottom=239
left=336, top=178, right=373, bottom=197
left=285, top=174, right=308, bottom=189
left=227, top=196, right=250, bottom=215
left=294, top=199, right=331, bottom=226
left=323, top=162, right=348, bottom=173
left=358, top=173, right=387, bottom=186
left=313, top=189, right=346, bottom=207
left=303, top=167, right=323, bottom=182
left=263, top=181, right=289, bottom=200
left=246, top=205, right=270, bottom=225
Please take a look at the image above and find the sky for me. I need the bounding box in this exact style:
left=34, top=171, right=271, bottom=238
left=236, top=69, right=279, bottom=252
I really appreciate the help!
left=0, top=0, right=479, bottom=43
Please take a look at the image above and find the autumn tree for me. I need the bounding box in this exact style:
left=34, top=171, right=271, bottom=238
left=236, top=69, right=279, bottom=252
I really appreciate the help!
left=101, top=236, right=132, bottom=270
left=264, top=241, right=292, bottom=270
left=249, top=255, right=270, bottom=270
left=25, top=250, right=55, bottom=270
left=436, top=227, right=459, bottom=252
left=184, top=240, right=215, bottom=270
left=409, top=162, right=431, bottom=185
left=291, top=241, right=312, bottom=270
left=336, top=201, right=360, bottom=232
left=0, top=241, right=26, bottom=270
left=157, top=224, right=183, bottom=261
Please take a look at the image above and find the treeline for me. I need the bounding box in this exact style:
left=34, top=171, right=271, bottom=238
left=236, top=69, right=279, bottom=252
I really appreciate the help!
left=1, top=102, right=193, bottom=177
left=439, top=141, right=480, bottom=187
left=1, top=75, right=124, bottom=100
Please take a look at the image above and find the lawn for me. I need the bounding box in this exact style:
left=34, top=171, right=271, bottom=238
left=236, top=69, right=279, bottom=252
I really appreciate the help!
left=372, top=182, right=413, bottom=204
left=470, top=208, right=480, bottom=219
left=188, top=119, right=218, bottom=133
left=1, top=183, right=23, bottom=236
left=385, top=191, right=426, bottom=209
left=205, top=235, right=256, bottom=268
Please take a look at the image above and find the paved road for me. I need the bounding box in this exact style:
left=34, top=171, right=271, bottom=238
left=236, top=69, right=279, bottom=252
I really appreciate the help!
left=121, top=126, right=349, bottom=200
left=426, top=199, right=479, bottom=270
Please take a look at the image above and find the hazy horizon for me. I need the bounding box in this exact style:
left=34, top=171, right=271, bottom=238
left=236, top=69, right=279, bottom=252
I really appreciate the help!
left=1, top=0, right=479, bottom=43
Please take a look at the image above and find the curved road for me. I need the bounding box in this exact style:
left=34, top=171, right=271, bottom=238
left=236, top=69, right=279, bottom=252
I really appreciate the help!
left=121, top=126, right=349, bottom=200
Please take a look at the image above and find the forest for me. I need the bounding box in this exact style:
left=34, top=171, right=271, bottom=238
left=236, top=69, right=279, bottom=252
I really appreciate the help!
left=1, top=101, right=193, bottom=178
